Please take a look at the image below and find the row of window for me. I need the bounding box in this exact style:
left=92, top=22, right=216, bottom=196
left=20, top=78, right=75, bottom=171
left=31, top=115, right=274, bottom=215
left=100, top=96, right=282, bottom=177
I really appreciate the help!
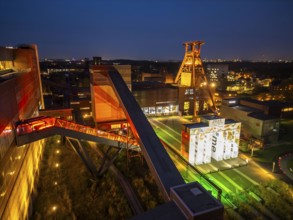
left=142, top=105, right=179, bottom=116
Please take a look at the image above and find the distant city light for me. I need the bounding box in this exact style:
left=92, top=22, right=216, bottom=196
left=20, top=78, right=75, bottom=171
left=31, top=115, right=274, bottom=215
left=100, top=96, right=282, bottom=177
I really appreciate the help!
left=52, top=206, right=57, bottom=211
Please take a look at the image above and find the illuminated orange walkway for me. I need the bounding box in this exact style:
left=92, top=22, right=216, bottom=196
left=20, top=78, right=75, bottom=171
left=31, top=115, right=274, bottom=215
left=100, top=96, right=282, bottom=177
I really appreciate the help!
left=15, top=116, right=139, bottom=150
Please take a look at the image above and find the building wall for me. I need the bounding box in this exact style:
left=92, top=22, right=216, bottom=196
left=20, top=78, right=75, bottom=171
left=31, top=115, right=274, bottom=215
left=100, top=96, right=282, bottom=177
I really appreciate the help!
left=0, top=45, right=44, bottom=219
left=90, top=65, right=127, bottom=124
left=206, top=64, right=229, bottom=82
left=91, top=85, right=126, bottom=122
left=113, top=65, right=132, bottom=91
left=223, top=122, right=240, bottom=159
left=240, top=100, right=268, bottom=114
left=220, top=105, right=251, bottom=137
left=178, top=87, right=194, bottom=116
left=262, top=119, right=279, bottom=143
left=212, top=129, right=224, bottom=161
left=0, top=140, right=44, bottom=220
left=220, top=103, right=279, bottom=144
left=133, top=87, right=178, bottom=116
left=0, top=47, right=13, bottom=64
left=0, top=47, right=42, bottom=158
left=182, top=119, right=240, bottom=165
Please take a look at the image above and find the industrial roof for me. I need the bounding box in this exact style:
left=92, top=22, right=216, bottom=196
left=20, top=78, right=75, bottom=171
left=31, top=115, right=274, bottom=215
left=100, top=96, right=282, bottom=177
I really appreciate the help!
left=248, top=112, right=279, bottom=120
left=225, top=119, right=240, bottom=124
left=183, top=122, right=207, bottom=129
left=231, top=105, right=260, bottom=113
left=201, top=115, right=222, bottom=121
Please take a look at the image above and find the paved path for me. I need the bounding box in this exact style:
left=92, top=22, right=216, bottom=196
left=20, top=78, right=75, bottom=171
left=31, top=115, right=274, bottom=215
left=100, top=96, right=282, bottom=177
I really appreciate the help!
left=278, top=152, right=293, bottom=181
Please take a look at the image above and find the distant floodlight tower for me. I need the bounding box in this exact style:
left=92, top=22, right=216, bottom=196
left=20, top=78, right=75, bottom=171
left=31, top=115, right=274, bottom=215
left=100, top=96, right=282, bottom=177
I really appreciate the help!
left=175, top=41, right=216, bottom=117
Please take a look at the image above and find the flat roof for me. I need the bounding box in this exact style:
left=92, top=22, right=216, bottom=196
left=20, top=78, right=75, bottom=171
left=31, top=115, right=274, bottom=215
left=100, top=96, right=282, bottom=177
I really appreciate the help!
left=229, top=97, right=290, bottom=108
left=183, top=119, right=240, bottom=129
left=231, top=105, right=260, bottom=113
left=225, top=119, right=239, bottom=124
left=170, top=182, right=223, bottom=218
left=183, top=122, right=207, bottom=129
left=201, top=115, right=223, bottom=121
left=248, top=112, right=278, bottom=120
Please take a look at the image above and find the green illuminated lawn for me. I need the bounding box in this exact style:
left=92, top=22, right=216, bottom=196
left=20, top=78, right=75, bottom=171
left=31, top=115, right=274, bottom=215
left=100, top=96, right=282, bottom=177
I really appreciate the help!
left=151, top=116, right=293, bottom=219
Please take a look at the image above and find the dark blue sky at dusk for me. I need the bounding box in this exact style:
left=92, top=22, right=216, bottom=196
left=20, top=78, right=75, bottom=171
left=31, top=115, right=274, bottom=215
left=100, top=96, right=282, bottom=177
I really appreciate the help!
left=1, top=0, right=293, bottom=61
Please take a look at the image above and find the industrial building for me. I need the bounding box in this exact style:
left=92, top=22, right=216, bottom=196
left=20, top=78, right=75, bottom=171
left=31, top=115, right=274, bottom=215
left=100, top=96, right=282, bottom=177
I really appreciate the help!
left=134, top=87, right=179, bottom=117
left=220, top=98, right=282, bottom=145
left=205, top=63, right=229, bottom=82
left=90, top=64, right=131, bottom=130
left=181, top=116, right=240, bottom=165
left=0, top=45, right=44, bottom=219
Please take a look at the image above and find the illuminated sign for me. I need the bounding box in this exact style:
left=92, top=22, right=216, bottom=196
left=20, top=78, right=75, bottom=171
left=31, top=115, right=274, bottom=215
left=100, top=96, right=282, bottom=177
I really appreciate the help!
left=228, top=100, right=236, bottom=104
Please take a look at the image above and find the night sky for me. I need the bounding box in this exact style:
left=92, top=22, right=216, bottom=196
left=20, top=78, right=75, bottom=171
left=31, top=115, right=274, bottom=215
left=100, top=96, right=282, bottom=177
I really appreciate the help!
left=1, top=0, right=293, bottom=61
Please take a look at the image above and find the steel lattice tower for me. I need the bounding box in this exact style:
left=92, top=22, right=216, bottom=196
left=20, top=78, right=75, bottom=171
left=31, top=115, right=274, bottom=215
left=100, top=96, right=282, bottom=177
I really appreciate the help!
left=175, top=41, right=216, bottom=117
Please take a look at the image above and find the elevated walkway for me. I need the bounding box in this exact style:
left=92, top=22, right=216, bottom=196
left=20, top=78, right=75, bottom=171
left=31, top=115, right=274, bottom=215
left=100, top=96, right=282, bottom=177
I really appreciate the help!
left=15, top=116, right=139, bottom=151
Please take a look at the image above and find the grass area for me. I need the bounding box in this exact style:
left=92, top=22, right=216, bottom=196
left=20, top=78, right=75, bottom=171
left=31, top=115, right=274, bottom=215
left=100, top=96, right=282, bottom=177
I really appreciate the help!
left=253, top=144, right=292, bottom=163
left=113, top=148, right=165, bottom=211
left=32, top=136, right=132, bottom=219
left=32, top=136, right=164, bottom=219
left=253, top=119, right=293, bottom=164
left=279, top=119, right=293, bottom=142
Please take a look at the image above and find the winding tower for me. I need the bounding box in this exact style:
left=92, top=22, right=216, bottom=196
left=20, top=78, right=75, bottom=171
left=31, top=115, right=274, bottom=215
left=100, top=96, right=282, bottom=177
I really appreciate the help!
left=175, top=41, right=216, bottom=117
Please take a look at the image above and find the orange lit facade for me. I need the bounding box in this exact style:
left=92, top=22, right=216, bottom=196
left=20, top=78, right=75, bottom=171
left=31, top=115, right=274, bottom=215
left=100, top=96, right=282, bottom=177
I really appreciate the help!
left=90, top=65, right=131, bottom=130
left=0, top=45, right=44, bottom=219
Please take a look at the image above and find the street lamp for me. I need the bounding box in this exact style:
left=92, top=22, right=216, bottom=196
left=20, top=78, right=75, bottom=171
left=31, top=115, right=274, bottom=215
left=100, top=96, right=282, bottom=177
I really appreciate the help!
left=52, top=206, right=57, bottom=211
left=52, top=205, right=57, bottom=220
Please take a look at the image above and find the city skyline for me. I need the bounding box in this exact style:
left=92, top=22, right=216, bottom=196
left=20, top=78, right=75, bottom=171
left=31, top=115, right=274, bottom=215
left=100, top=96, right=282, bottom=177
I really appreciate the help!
left=1, top=0, right=293, bottom=61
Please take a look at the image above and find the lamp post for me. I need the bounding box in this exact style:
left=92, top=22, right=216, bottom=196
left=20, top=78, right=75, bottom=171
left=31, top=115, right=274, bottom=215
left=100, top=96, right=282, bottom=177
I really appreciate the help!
left=52, top=205, right=57, bottom=220
left=272, top=161, right=275, bottom=173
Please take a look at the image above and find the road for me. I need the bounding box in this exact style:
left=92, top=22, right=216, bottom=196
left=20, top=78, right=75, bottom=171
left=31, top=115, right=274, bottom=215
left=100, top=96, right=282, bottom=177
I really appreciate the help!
left=278, top=152, right=293, bottom=181
left=148, top=116, right=288, bottom=219
left=148, top=117, right=277, bottom=200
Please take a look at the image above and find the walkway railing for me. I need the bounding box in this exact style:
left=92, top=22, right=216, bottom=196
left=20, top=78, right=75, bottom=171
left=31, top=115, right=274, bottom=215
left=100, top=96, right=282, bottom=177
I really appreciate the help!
left=15, top=116, right=140, bottom=150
